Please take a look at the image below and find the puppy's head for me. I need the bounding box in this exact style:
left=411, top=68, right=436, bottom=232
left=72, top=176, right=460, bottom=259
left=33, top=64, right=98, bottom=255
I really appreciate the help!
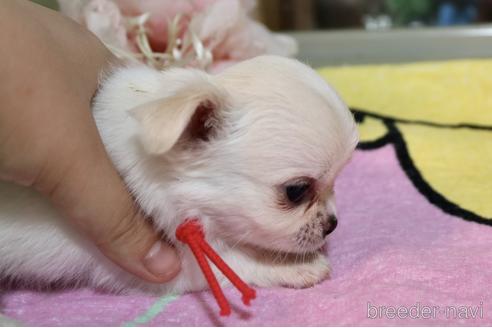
left=131, top=56, right=358, bottom=254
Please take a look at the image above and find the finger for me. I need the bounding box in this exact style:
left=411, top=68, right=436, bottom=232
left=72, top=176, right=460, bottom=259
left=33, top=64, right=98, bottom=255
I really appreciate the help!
left=35, top=108, right=181, bottom=284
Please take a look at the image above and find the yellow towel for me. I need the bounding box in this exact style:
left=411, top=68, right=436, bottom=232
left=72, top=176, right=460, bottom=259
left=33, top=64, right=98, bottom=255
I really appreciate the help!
left=318, top=60, right=492, bottom=223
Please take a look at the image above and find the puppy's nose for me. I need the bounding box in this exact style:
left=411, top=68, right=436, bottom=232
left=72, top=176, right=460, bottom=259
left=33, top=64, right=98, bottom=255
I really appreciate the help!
left=322, top=215, right=337, bottom=237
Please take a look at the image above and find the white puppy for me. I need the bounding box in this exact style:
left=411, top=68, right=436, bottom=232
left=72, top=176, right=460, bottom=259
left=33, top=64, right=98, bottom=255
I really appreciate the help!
left=0, top=56, right=358, bottom=293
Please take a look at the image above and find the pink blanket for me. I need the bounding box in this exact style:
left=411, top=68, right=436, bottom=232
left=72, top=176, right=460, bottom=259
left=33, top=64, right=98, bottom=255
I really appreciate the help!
left=2, top=144, right=491, bottom=326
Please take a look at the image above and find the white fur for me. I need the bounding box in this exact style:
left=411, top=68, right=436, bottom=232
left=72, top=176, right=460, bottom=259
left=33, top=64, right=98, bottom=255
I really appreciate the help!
left=0, top=56, right=358, bottom=293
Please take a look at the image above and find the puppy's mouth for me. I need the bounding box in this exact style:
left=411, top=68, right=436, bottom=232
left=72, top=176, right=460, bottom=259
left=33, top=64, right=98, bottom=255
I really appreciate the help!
left=294, top=233, right=324, bottom=253
left=214, top=224, right=327, bottom=255
left=235, top=235, right=326, bottom=257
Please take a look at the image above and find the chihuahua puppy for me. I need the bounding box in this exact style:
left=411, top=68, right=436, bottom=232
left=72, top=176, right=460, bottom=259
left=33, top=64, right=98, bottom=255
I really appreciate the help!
left=0, top=56, right=358, bottom=293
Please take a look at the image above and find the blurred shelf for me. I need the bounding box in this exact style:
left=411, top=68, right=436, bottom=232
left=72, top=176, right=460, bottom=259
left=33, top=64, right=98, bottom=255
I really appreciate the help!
left=289, top=25, right=492, bottom=67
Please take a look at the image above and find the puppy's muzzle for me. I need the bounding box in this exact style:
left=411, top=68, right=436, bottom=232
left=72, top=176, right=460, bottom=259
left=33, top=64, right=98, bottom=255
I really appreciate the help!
left=322, top=215, right=337, bottom=237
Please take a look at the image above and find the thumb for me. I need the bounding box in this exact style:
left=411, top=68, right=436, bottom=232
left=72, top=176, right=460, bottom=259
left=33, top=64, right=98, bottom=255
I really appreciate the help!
left=35, top=119, right=181, bottom=284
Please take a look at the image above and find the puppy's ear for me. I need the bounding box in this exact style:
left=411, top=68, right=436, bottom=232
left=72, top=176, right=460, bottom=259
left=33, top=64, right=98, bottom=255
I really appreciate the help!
left=130, top=70, right=227, bottom=155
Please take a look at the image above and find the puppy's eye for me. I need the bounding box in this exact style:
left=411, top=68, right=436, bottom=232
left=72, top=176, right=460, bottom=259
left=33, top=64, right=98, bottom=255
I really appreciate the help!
left=285, top=182, right=311, bottom=205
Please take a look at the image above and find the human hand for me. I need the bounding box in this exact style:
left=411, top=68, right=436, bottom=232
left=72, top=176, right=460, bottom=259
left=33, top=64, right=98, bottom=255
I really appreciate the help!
left=0, top=0, right=180, bottom=283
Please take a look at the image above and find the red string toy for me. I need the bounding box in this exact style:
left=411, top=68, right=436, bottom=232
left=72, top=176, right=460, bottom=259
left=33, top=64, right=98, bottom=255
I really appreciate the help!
left=175, top=218, right=256, bottom=316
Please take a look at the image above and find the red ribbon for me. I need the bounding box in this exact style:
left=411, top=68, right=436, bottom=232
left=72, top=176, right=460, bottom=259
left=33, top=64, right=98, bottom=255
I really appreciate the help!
left=176, top=218, right=256, bottom=316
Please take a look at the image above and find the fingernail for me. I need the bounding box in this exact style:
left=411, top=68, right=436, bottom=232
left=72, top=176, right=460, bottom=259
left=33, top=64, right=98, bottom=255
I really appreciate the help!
left=143, top=241, right=181, bottom=279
